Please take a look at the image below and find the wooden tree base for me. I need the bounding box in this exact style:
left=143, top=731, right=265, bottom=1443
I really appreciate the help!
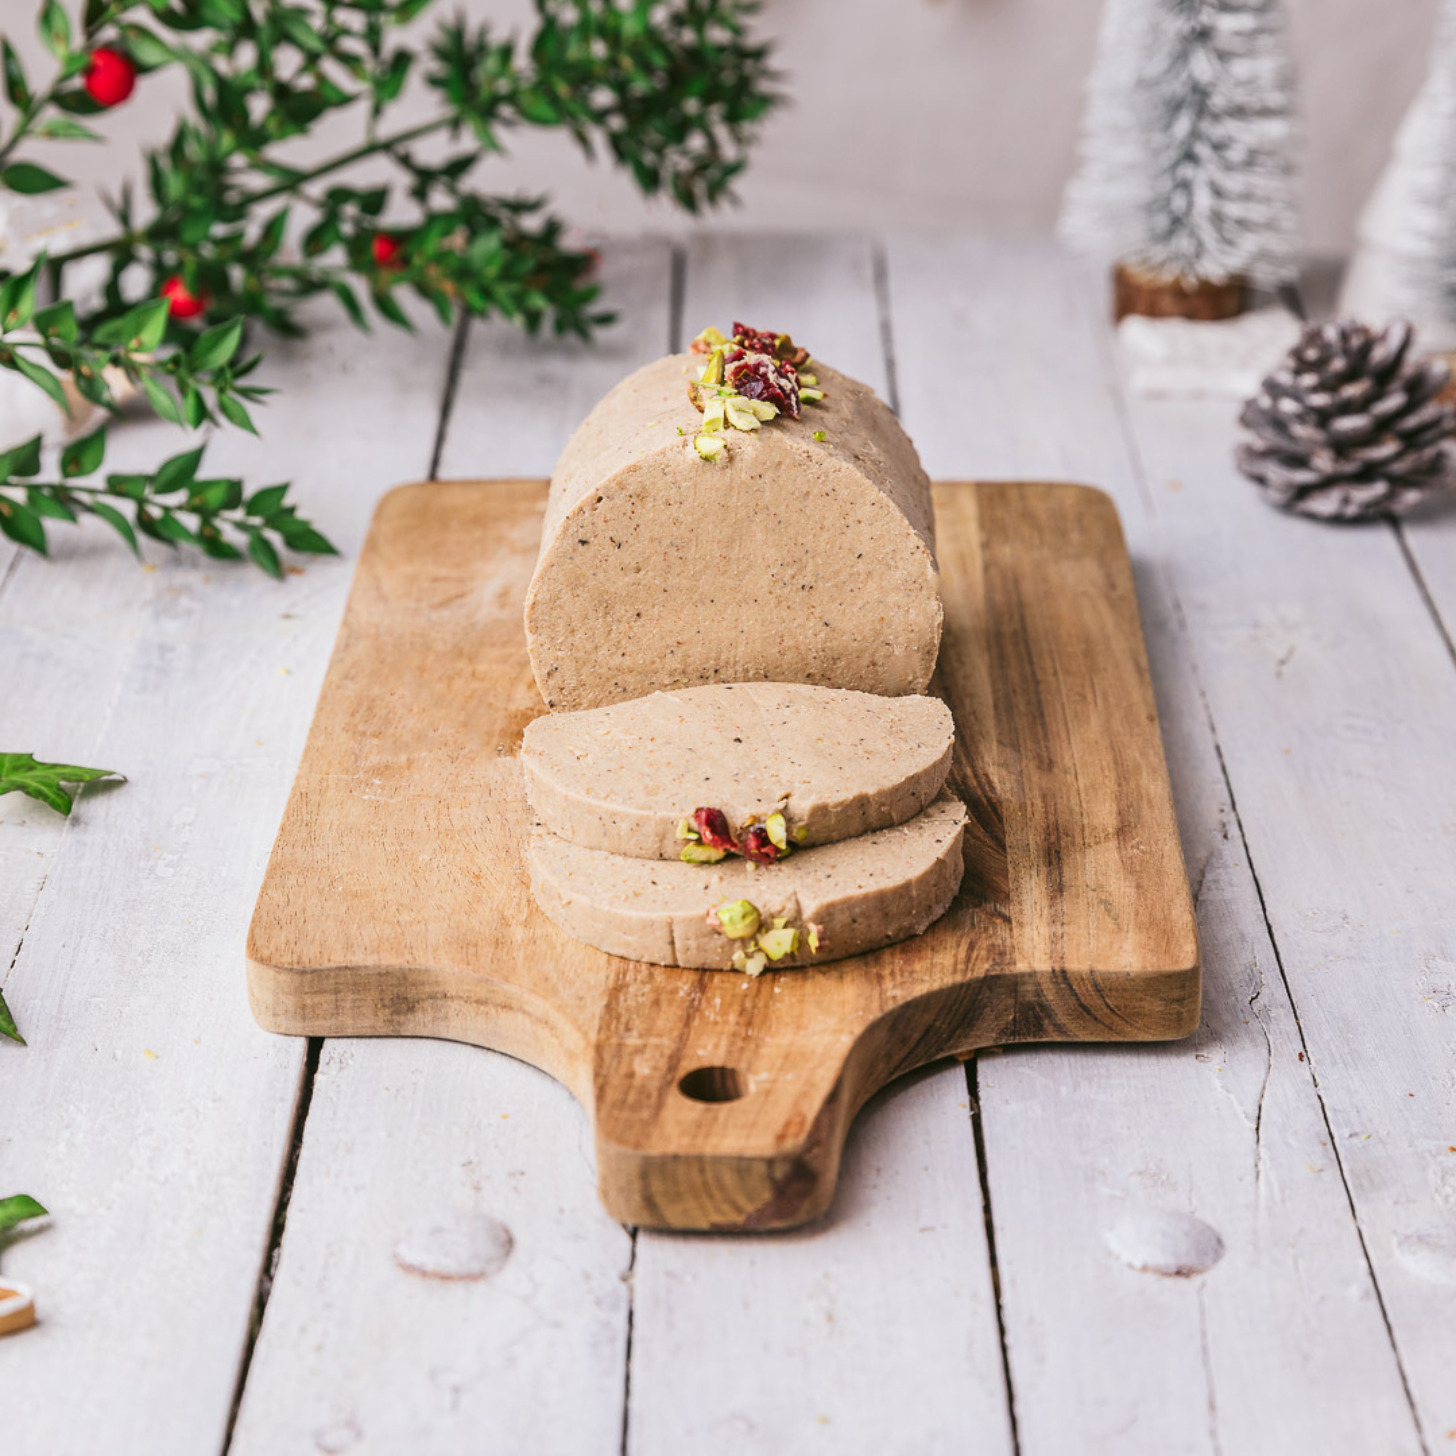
left=1114, top=263, right=1246, bottom=322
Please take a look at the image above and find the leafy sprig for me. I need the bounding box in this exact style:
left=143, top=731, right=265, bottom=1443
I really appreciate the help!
left=0, top=430, right=333, bottom=575
left=1, top=252, right=268, bottom=430
left=0, top=0, right=777, bottom=572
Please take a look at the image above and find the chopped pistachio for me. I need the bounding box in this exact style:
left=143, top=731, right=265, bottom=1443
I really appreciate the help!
left=701, top=397, right=727, bottom=433
left=676, top=426, right=686, bottom=436
left=765, top=811, right=789, bottom=851
left=724, top=399, right=762, bottom=432
left=742, top=399, right=778, bottom=421
left=694, top=433, right=726, bottom=462
left=806, top=927, right=820, bottom=954
left=743, top=950, right=769, bottom=978
left=812, top=430, right=826, bottom=443
left=676, top=818, right=699, bottom=841
left=715, top=899, right=761, bottom=939
left=799, top=373, right=818, bottom=387
left=681, top=843, right=727, bottom=864
left=793, top=825, right=809, bottom=841
left=731, top=947, right=748, bottom=972
left=699, top=346, right=726, bottom=387
left=758, top=927, right=799, bottom=961
left=691, top=325, right=728, bottom=353
left=771, top=916, right=788, bottom=930
left=800, top=388, right=825, bottom=404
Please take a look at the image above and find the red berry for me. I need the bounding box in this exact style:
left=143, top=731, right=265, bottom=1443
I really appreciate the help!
left=371, top=233, right=404, bottom=268
left=691, top=807, right=738, bottom=853
left=84, top=48, right=136, bottom=108
left=740, top=825, right=780, bottom=864
left=160, top=276, right=207, bottom=320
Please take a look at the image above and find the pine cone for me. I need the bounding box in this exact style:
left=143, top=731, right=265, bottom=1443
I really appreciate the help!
left=1236, top=319, right=1454, bottom=521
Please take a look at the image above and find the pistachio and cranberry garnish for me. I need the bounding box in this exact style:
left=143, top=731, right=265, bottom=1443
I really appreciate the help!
left=686, top=322, right=825, bottom=462
left=708, top=901, right=825, bottom=976
left=676, top=806, right=798, bottom=864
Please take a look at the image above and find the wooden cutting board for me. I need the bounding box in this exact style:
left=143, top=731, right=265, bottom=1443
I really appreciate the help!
left=247, top=480, right=1199, bottom=1232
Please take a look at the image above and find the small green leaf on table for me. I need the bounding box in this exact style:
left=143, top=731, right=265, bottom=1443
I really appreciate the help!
left=0, top=987, right=25, bottom=1045
left=0, top=1195, right=47, bottom=1233
left=0, top=753, right=123, bottom=815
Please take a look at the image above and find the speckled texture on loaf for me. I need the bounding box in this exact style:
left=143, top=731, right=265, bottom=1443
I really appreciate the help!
left=522, top=682, right=955, bottom=858
left=523, top=354, right=942, bottom=711
left=528, top=792, right=967, bottom=970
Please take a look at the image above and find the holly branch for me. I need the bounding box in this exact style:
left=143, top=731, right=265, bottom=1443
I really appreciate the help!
left=0, top=0, right=778, bottom=571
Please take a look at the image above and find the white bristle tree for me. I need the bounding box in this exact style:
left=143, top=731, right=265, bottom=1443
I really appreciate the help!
left=1339, top=0, right=1456, bottom=349
left=1060, top=0, right=1301, bottom=314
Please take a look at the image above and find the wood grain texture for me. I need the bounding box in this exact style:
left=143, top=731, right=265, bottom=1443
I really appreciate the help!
left=247, top=474, right=1199, bottom=1232
left=889, top=235, right=1429, bottom=1454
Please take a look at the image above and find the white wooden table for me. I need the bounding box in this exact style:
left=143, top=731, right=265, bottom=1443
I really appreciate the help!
left=3, top=235, right=1454, bottom=1456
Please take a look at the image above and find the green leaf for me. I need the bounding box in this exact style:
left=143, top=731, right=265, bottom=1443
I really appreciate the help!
left=27, top=487, right=76, bottom=522
left=246, top=531, right=282, bottom=579
left=255, top=208, right=288, bottom=260
left=153, top=509, right=198, bottom=545
left=11, top=353, right=70, bottom=413
left=60, top=426, right=106, bottom=478
left=189, top=317, right=243, bottom=372
left=275, top=522, right=337, bottom=556
left=152, top=445, right=204, bottom=494
left=105, top=473, right=150, bottom=500
left=126, top=297, right=171, bottom=352
left=88, top=499, right=140, bottom=556
left=2, top=40, right=30, bottom=109
left=34, top=299, right=79, bottom=341
left=245, top=483, right=290, bottom=518
left=0, top=1195, right=46, bottom=1231
left=0, top=753, right=121, bottom=816
left=187, top=477, right=240, bottom=511
left=1, top=163, right=69, bottom=195
left=39, top=0, right=71, bottom=58
left=141, top=373, right=182, bottom=424
left=0, top=436, right=43, bottom=480
left=216, top=393, right=256, bottom=433
left=0, top=987, right=24, bottom=1045
left=197, top=531, right=242, bottom=561
left=32, top=116, right=100, bottom=141
left=328, top=280, right=367, bottom=330
left=119, top=24, right=175, bottom=69
left=0, top=499, right=47, bottom=553
left=1, top=260, right=40, bottom=328
left=374, top=50, right=412, bottom=104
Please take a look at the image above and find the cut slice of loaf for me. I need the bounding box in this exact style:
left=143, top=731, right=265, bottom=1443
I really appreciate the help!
left=521, top=682, right=955, bottom=860
left=528, top=792, right=966, bottom=970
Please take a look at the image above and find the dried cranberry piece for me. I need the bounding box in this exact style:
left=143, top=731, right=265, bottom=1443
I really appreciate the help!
left=692, top=807, right=738, bottom=852
left=731, top=322, right=810, bottom=368
left=725, top=349, right=801, bottom=420
left=740, top=825, right=780, bottom=863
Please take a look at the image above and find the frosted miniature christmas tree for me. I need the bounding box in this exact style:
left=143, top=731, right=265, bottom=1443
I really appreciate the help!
left=1060, top=0, right=1301, bottom=319
left=1339, top=0, right=1456, bottom=349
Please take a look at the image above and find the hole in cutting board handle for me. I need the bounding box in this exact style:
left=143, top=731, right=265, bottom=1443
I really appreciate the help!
left=677, top=1065, right=747, bottom=1103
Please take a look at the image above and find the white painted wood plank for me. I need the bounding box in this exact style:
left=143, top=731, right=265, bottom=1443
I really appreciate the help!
left=1121, top=395, right=1456, bottom=1445
left=624, top=235, right=1015, bottom=1456
left=0, top=301, right=455, bottom=1454
left=886, top=236, right=1424, bottom=1453
left=232, top=240, right=673, bottom=1453
left=229, top=1040, right=632, bottom=1456
left=0, top=421, right=202, bottom=1027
